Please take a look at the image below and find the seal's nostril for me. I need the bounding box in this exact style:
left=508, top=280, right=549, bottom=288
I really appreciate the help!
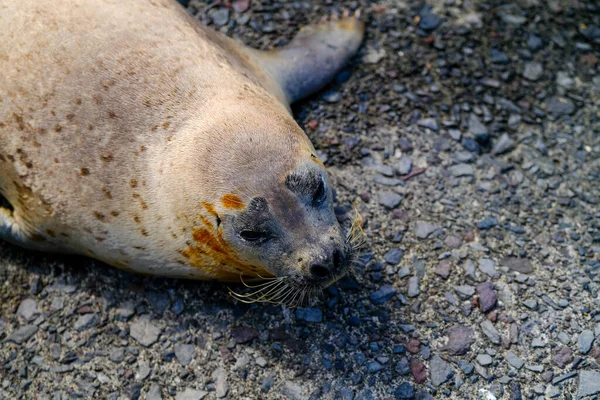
left=310, top=264, right=331, bottom=279
left=333, top=248, right=344, bottom=270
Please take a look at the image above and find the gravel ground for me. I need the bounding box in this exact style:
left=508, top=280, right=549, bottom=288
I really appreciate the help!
left=2, top=0, right=600, bottom=399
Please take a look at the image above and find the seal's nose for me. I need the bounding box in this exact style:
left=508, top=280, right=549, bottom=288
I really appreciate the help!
left=309, top=248, right=345, bottom=281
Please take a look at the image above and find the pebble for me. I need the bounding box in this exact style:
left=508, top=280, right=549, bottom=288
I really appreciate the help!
left=418, top=6, right=443, bottom=31
left=174, top=344, right=195, bottom=366
left=552, top=346, right=573, bottom=369
left=410, top=360, right=426, bottom=383
left=109, top=347, right=125, bottom=363
left=296, top=308, right=323, bottom=323
left=414, top=222, right=440, bottom=239
left=434, top=260, right=451, bottom=279
left=213, top=368, right=229, bottom=398
left=430, top=355, right=454, bottom=387
left=74, top=313, right=99, bottom=331
left=492, top=133, right=514, bottom=155
left=210, top=8, right=229, bottom=27
left=367, top=361, right=382, bottom=373
left=505, top=352, right=524, bottom=369
left=490, top=48, right=510, bottom=64
left=450, top=163, right=474, bottom=177
left=394, top=382, right=415, bottom=399
left=136, top=361, right=151, bottom=381
left=468, top=113, right=488, bottom=139
left=500, top=257, right=533, bottom=274
left=459, top=361, right=475, bottom=376
left=527, top=34, right=543, bottom=51
left=369, top=285, right=396, bottom=305
left=147, top=384, right=162, bottom=400
left=444, top=235, right=462, bottom=249
left=130, top=317, right=162, bottom=347
left=417, top=118, right=439, bottom=131
left=477, top=217, right=499, bottom=230
left=398, top=266, right=411, bottom=279
left=407, top=277, right=420, bottom=298
left=546, top=96, right=575, bottom=116
left=477, top=354, right=493, bottom=366
left=480, top=320, right=501, bottom=344
left=231, top=326, right=259, bottom=343
left=477, top=281, right=497, bottom=312
left=383, top=249, right=403, bottom=265
left=522, top=62, right=543, bottom=81
left=378, top=191, right=403, bottom=209
left=17, top=299, right=40, bottom=322
left=7, top=325, right=38, bottom=344
left=479, top=258, right=499, bottom=278
left=261, top=372, right=276, bottom=393
left=175, top=388, right=208, bottom=400
left=578, top=330, right=594, bottom=354
left=455, top=285, right=475, bottom=299
left=397, top=156, right=412, bottom=175
left=576, top=371, right=600, bottom=399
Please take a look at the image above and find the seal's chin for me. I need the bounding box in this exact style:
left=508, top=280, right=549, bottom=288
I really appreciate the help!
left=228, top=212, right=364, bottom=307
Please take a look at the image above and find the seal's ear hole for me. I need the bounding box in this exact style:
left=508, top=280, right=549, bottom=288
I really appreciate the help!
left=216, top=215, right=222, bottom=228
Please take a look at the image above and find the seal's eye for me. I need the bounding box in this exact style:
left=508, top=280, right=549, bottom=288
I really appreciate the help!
left=239, top=230, right=268, bottom=243
left=312, top=178, right=327, bottom=206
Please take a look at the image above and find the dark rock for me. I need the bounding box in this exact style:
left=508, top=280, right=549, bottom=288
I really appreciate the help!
left=410, top=360, right=426, bottom=384
left=462, top=138, right=481, bottom=153
left=490, top=49, right=510, bottom=64
left=74, top=313, right=99, bottom=331
left=384, top=249, right=403, bottom=265
left=7, top=325, right=38, bottom=344
left=522, top=62, right=543, bottom=81
left=417, top=118, right=439, bottom=131
left=394, top=382, right=415, bottom=399
left=552, top=346, right=573, bottom=369
left=418, top=6, right=443, bottom=31
left=527, top=35, right=543, bottom=52
left=231, top=326, right=260, bottom=343
left=458, top=361, right=474, bottom=375
left=500, top=257, right=533, bottom=274
left=477, top=281, right=497, bottom=312
left=577, top=330, right=594, bottom=354
left=546, top=96, right=575, bottom=116
left=443, top=325, right=475, bottom=356
left=477, top=217, right=499, bottom=230
left=369, top=285, right=396, bottom=305
left=414, top=222, right=440, bottom=239
left=430, top=355, right=454, bottom=387
left=434, top=260, right=451, bottom=279
left=296, top=308, right=323, bottom=323
left=396, top=358, right=410, bottom=375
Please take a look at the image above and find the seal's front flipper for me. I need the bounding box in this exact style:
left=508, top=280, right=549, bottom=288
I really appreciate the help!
left=253, top=10, right=365, bottom=104
left=0, top=207, right=45, bottom=250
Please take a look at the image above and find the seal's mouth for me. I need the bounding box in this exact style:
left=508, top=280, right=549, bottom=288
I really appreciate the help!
left=228, top=209, right=365, bottom=307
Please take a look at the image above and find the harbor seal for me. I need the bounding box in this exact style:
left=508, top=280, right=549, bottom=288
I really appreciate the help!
left=0, top=0, right=364, bottom=304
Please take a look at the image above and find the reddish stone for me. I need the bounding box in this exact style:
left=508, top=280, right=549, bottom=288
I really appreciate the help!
left=307, top=120, right=319, bottom=130
left=407, top=339, right=420, bottom=354
left=410, top=360, right=427, bottom=383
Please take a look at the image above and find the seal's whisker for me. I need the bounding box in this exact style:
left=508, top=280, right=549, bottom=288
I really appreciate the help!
left=239, top=274, right=284, bottom=289
left=228, top=279, right=285, bottom=301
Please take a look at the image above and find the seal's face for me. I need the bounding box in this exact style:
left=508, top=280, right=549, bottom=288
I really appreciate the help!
left=221, top=159, right=351, bottom=293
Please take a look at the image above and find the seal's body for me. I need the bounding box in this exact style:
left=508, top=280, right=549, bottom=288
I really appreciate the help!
left=0, top=0, right=364, bottom=297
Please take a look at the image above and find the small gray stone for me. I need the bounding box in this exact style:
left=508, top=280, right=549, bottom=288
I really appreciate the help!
left=553, top=346, right=573, bottom=369
left=136, top=361, right=151, bottom=381
left=443, top=325, right=475, bottom=356
left=210, top=8, right=229, bottom=27
left=115, top=301, right=135, bottom=321
left=558, top=332, right=571, bottom=344
left=296, top=308, right=322, bottom=323
left=454, top=285, right=475, bottom=299
left=213, top=368, right=229, bottom=398
left=505, top=352, right=524, bottom=369
left=430, top=355, right=454, bottom=387
left=578, top=330, right=594, bottom=355
left=175, top=388, right=208, bottom=400
left=576, top=371, right=600, bottom=399
left=147, top=384, right=162, bottom=400
left=450, top=163, right=474, bottom=177
left=500, top=257, right=533, bottom=274
left=556, top=71, right=574, bottom=88
left=109, top=347, right=125, bottom=363
left=545, top=385, right=561, bottom=398
left=434, top=260, right=451, bottom=279
left=7, top=325, right=38, bottom=344
left=463, top=260, right=476, bottom=280
left=479, top=258, right=499, bottom=278
left=397, top=156, right=413, bottom=175
left=378, top=191, right=402, bottom=209
left=417, top=118, right=439, bottom=131
left=370, top=285, right=396, bottom=305
left=398, top=266, right=411, bottom=279
left=492, top=133, right=514, bottom=155
left=407, top=277, right=420, bottom=298
left=523, top=62, right=543, bottom=81
left=130, top=317, right=162, bottom=347
left=414, top=222, right=440, bottom=239
left=74, top=314, right=99, bottom=331
left=523, top=299, right=538, bottom=310
left=476, top=354, right=493, bottom=366
left=17, top=299, right=40, bottom=321
left=175, top=344, right=195, bottom=366
left=468, top=113, right=488, bottom=137
left=531, top=337, right=547, bottom=348
left=256, top=356, right=267, bottom=367
left=280, top=381, right=303, bottom=400
left=480, top=320, right=501, bottom=344
left=546, top=96, right=575, bottom=116
left=383, top=249, right=403, bottom=265
left=444, top=235, right=463, bottom=249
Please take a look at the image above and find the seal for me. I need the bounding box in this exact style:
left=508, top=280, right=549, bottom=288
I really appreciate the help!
left=0, top=0, right=365, bottom=305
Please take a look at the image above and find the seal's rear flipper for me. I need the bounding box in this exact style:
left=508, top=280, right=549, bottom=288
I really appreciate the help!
left=253, top=10, right=365, bottom=104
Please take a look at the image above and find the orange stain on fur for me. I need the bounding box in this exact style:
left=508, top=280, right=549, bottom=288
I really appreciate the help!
left=222, top=194, right=245, bottom=209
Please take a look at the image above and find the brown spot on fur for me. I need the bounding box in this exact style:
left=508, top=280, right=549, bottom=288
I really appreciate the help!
left=54, top=124, right=62, bottom=132
left=95, top=237, right=105, bottom=242
left=171, top=232, right=178, bottom=239
left=199, top=215, right=214, bottom=230
left=46, top=229, right=56, bottom=237
left=30, top=233, right=46, bottom=242
left=88, top=124, right=94, bottom=131
left=66, top=114, right=75, bottom=121
left=133, top=215, right=141, bottom=224
left=94, top=212, right=105, bottom=221
left=132, top=194, right=148, bottom=209
left=108, top=111, right=117, bottom=119
left=102, top=188, right=112, bottom=200
left=130, top=179, right=138, bottom=188
left=162, top=121, right=170, bottom=129
left=75, top=98, right=82, bottom=105
left=12, top=113, right=25, bottom=130
left=202, top=202, right=217, bottom=217
left=222, top=194, right=245, bottom=210
left=80, top=167, right=90, bottom=176
left=139, top=228, right=149, bottom=236
left=110, top=211, right=120, bottom=217
left=133, top=246, right=146, bottom=250
left=0, top=154, right=6, bottom=162
left=100, top=154, right=113, bottom=162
